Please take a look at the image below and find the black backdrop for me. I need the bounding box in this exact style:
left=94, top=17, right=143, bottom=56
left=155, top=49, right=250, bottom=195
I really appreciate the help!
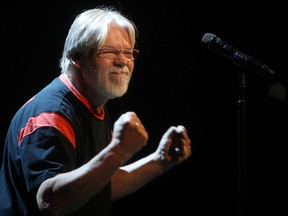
left=0, top=1, right=286, bottom=215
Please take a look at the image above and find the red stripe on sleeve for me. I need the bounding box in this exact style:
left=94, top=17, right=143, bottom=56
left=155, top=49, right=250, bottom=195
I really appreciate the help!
left=18, top=112, right=76, bottom=149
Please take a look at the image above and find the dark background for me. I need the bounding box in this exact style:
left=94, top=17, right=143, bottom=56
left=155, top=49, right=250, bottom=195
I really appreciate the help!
left=0, top=1, right=286, bottom=215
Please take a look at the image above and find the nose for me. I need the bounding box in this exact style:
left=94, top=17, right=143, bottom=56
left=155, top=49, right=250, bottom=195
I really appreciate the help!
left=114, top=53, right=132, bottom=66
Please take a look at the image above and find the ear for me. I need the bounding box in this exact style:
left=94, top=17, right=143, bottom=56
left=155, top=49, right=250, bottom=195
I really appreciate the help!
left=70, top=58, right=81, bottom=69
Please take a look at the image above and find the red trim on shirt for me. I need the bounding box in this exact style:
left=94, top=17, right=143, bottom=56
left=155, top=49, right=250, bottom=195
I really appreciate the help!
left=18, top=112, right=76, bottom=148
left=59, top=74, right=105, bottom=120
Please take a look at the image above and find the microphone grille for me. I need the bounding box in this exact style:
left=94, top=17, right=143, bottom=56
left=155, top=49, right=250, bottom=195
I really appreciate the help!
left=201, top=33, right=216, bottom=45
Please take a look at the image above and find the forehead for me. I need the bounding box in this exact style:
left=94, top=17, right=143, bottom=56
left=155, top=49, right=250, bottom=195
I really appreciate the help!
left=104, top=24, right=132, bottom=47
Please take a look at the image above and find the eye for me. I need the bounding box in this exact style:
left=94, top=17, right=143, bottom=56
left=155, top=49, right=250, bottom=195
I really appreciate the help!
left=95, top=47, right=139, bottom=61
left=101, top=49, right=115, bottom=54
left=123, top=50, right=133, bottom=55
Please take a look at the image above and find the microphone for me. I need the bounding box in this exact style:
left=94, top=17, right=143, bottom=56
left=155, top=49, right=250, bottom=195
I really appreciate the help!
left=201, top=33, right=275, bottom=78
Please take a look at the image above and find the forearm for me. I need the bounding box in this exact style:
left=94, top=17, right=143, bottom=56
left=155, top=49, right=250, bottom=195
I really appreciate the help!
left=36, top=144, right=124, bottom=216
left=111, top=152, right=164, bottom=200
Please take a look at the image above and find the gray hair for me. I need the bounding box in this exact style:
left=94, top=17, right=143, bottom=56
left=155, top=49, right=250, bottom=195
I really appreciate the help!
left=60, top=6, right=138, bottom=73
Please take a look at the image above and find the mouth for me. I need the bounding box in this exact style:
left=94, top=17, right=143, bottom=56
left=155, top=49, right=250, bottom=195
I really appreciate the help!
left=109, top=71, right=129, bottom=81
left=110, top=71, right=128, bottom=76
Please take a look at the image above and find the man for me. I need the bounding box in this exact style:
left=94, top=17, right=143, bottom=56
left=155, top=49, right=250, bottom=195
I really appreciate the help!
left=0, top=6, right=191, bottom=216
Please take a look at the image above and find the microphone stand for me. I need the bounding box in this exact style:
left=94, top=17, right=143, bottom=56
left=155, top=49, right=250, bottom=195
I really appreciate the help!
left=237, top=68, right=247, bottom=216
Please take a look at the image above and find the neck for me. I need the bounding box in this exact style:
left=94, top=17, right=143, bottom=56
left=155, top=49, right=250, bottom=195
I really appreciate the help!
left=65, top=69, right=108, bottom=109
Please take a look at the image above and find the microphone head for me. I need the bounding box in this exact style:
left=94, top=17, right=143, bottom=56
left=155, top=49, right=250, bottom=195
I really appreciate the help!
left=201, top=33, right=220, bottom=49
left=201, top=33, right=215, bottom=43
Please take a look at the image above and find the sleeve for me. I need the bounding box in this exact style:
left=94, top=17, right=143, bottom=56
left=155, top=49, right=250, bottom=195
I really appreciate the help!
left=17, top=112, right=76, bottom=192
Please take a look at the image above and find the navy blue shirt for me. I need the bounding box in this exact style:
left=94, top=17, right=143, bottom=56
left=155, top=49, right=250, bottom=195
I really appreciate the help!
left=0, top=74, right=112, bottom=215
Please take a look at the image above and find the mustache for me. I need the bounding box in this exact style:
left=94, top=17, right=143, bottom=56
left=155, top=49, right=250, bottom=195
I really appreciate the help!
left=108, top=67, right=130, bottom=75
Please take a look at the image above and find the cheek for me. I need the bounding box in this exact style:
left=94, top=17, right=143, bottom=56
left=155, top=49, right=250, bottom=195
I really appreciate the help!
left=80, top=57, right=96, bottom=70
left=93, top=60, right=113, bottom=74
left=127, top=63, right=134, bottom=73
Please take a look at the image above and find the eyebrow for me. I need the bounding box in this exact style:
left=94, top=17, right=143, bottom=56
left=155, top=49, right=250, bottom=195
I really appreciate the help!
left=100, top=46, right=133, bottom=50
